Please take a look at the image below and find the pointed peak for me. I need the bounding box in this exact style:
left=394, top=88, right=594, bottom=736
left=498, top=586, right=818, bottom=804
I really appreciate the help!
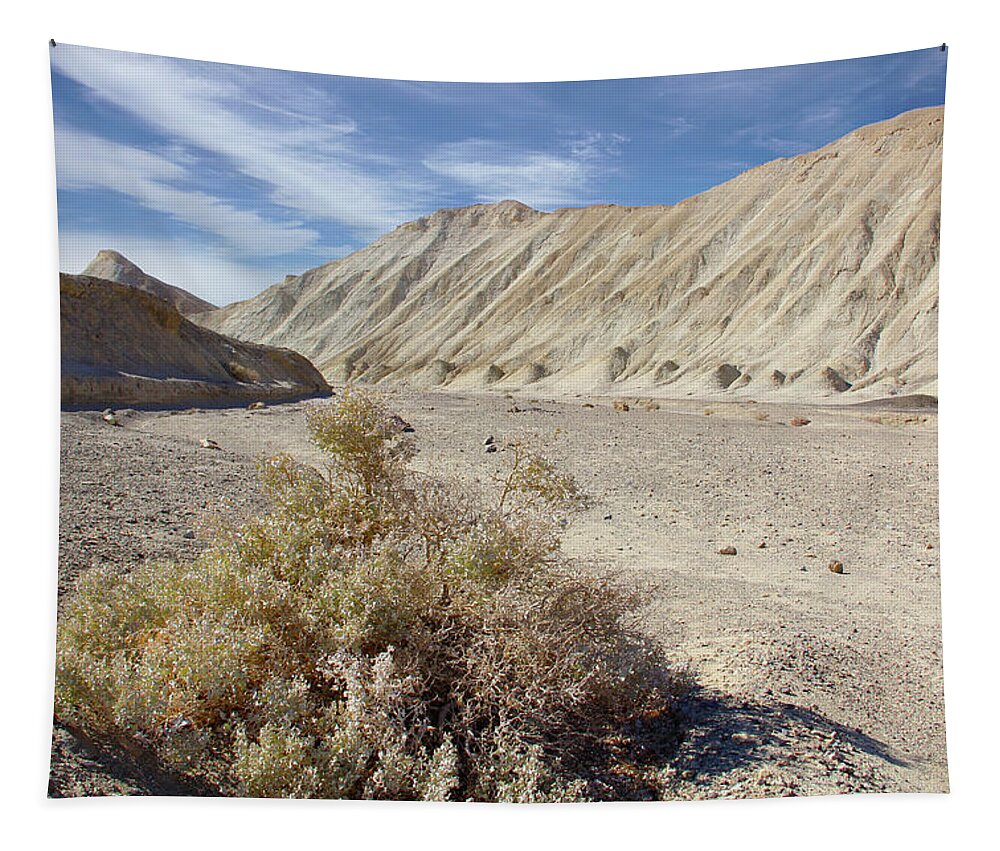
left=90, top=248, right=137, bottom=267
left=80, top=250, right=217, bottom=315
left=94, top=248, right=128, bottom=260
left=84, top=249, right=148, bottom=280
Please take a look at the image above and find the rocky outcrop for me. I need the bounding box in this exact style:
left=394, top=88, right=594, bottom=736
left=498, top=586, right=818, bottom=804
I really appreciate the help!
left=83, top=250, right=216, bottom=315
left=714, top=364, right=742, bottom=389
left=61, top=274, right=330, bottom=408
left=194, top=107, right=944, bottom=400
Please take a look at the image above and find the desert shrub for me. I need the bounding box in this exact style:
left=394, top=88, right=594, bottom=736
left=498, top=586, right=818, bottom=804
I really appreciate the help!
left=55, top=388, right=683, bottom=800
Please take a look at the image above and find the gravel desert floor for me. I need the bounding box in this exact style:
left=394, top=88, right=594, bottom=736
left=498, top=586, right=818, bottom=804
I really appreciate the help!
left=51, top=389, right=946, bottom=799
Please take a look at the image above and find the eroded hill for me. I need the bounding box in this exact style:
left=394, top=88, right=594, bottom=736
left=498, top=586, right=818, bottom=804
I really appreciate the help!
left=61, top=273, right=330, bottom=408
left=193, top=107, right=943, bottom=400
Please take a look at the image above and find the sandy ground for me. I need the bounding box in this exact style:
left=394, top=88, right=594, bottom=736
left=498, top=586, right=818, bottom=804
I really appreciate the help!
left=51, top=390, right=946, bottom=799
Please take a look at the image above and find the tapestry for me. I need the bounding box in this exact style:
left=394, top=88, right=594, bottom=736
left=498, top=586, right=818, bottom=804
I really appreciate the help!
left=50, top=42, right=948, bottom=801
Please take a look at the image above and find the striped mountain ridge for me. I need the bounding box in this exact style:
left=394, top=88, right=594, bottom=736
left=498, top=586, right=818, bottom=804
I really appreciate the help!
left=193, top=106, right=943, bottom=399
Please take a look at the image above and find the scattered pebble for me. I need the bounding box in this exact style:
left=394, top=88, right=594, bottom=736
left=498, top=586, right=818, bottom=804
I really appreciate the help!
left=719, top=545, right=738, bottom=556
left=828, top=560, right=844, bottom=574
left=200, top=438, right=221, bottom=450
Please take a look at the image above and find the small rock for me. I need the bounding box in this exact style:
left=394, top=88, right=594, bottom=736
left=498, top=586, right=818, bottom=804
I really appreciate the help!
left=714, top=363, right=742, bottom=389
left=719, top=546, right=737, bottom=556
left=247, top=401, right=266, bottom=410
left=483, top=435, right=495, bottom=446
left=200, top=438, right=221, bottom=450
left=102, top=412, right=120, bottom=427
left=182, top=530, right=196, bottom=539
left=485, top=444, right=498, bottom=454
left=758, top=541, right=767, bottom=549
left=613, top=399, right=630, bottom=412
left=828, top=560, right=844, bottom=574
left=789, top=417, right=811, bottom=427
left=604, top=514, right=613, bottom=521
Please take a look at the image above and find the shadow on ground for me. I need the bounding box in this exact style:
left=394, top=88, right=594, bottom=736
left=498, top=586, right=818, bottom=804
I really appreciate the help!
left=47, top=687, right=905, bottom=799
left=658, top=686, right=906, bottom=797
left=48, top=721, right=218, bottom=798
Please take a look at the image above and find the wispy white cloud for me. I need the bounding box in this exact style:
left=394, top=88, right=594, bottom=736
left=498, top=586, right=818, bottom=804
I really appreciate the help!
left=733, top=102, right=859, bottom=156
left=52, top=46, right=429, bottom=237
left=565, top=131, right=629, bottom=160
left=796, top=106, right=842, bottom=128
left=662, top=117, right=695, bottom=137
left=733, top=124, right=816, bottom=156
left=901, top=54, right=949, bottom=92
left=378, top=79, right=552, bottom=115
left=423, top=136, right=622, bottom=209
left=56, top=127, right=321, bottom=255
left=424, top=141, right=585, bottom=208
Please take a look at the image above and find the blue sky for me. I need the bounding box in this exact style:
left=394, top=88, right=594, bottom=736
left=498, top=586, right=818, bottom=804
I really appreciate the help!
left=51, top=44, right=946, bottom=306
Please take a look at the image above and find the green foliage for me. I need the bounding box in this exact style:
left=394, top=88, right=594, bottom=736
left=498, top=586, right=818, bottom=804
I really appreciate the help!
left=55, top=389, right=683, bottom=800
